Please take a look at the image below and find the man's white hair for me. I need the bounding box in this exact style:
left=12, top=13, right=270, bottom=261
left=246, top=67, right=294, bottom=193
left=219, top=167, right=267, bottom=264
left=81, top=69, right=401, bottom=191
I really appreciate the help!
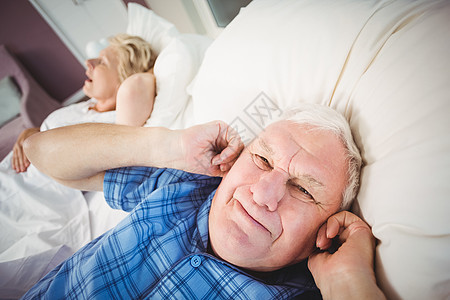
left=273, top=102, right=362, bottom=210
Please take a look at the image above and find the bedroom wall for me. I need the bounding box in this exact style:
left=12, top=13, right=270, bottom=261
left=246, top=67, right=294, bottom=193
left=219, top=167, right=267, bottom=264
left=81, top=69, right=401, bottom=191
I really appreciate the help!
left=0, top=0, right=148, bottom=103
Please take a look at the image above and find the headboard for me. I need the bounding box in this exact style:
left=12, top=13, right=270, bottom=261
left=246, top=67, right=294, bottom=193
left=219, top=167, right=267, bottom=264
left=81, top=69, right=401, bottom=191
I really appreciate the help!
left=0, top=45, right=61, bottom=160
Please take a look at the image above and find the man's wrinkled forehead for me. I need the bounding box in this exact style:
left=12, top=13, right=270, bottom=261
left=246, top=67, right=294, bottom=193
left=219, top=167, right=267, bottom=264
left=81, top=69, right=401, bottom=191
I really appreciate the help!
left=256, top=137, right=274, bottom=155
left=251, top=120, right=300, bottom=149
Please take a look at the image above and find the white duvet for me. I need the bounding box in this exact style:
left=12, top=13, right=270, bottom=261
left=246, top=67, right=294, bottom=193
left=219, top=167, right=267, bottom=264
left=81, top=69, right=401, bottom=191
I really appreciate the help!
left=0, top=100, right=128, bottom=298
left=0, top=26, right=211, bottom=297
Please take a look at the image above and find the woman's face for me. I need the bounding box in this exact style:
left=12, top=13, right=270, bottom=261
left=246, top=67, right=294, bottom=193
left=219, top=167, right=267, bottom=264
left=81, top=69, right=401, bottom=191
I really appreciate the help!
left=83, top=46, right=121, bottom=101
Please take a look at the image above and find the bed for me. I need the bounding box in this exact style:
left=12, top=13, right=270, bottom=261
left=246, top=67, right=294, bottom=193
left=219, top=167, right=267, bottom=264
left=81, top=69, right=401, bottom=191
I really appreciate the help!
left=0, top=4, right=212, bottom=298
left=1, top=0, right=449, bottom=299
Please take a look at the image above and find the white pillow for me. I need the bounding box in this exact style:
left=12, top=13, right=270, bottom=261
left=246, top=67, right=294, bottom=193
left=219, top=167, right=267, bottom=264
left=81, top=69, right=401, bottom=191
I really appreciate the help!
left=0, top=76, right=21, bottom=127
left=145, top=34, right=213, bottom=129
left=86, top=4, right=179, bottom=62
left=345, top=2, right=450, bottom=299
left=85, top=38, right=109, bottom=59
left=126, top=3, right=180, bottom=56
left=191, top=0, right=377, bottom=132
left=126, top=3, right=212, bottom=129
left=191, top=0, right=450, bottom=299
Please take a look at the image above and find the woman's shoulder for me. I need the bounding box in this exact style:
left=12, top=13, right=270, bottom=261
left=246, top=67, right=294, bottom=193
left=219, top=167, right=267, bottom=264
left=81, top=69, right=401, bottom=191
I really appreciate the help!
left=121, top=72, right=156, bottom=91
left=117, top=72, right=156, bottom=102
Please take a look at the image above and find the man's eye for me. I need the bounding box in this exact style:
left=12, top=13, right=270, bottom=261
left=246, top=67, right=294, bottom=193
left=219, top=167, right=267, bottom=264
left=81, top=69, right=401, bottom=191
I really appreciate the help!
left=258, top=155, right=269, bottom=165
left=298, top=185, right=312, bottom=198
left=252, top=154, right=271, bottom=170
left=291, top=183, right=317, bottom=203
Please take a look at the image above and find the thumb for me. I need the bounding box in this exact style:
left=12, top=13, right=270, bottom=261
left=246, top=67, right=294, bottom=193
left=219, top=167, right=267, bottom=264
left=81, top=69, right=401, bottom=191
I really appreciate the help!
left=212, top=122, right=243, bottom=165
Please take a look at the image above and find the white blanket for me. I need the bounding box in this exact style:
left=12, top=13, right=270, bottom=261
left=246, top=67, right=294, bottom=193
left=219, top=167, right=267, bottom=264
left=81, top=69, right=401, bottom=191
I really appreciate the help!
left=0, top=153, right=90, bottom=261
left=0, top=24, right=211, bottom=296
left=39, top=98, right=116, bottom=131
left=0, top=100, right=127, bottom=298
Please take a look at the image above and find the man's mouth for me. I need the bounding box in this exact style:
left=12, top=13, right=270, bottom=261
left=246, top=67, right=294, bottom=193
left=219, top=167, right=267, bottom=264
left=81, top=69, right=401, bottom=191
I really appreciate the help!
left=234, top=199, right=271, bottom=234
left=231, top=193, right=283, bottom=241
left=242, top=203, right=267, bottom=229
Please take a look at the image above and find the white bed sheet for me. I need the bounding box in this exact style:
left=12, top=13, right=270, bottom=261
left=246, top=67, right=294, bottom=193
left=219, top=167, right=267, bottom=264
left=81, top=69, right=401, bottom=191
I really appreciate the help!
left=0, top=33, right=209, bottom=299
left=0, top=5, right=211, bottom=295
left=0, top=152, right=90, bottom=297
left=0, top=100, right=125, bottom=298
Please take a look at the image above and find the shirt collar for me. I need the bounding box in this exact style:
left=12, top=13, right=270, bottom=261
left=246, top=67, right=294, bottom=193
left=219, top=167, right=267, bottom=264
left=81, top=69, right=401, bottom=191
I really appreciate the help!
left=195, top=189, right=216, bottom=250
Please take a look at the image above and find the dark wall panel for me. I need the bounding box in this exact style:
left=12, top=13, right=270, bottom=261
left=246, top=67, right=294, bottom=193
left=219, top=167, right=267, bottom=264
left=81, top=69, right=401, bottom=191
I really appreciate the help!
left=0, top=0, right=85, bottom=102
left=0, top=0, right=149, bottom=103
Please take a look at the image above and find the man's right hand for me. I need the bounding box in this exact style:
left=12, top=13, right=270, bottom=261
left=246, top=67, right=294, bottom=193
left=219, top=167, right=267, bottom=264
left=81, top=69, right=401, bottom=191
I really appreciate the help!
left=177, top=121, right=244, bottom=177
left=24, top=122, right=244, bottom=191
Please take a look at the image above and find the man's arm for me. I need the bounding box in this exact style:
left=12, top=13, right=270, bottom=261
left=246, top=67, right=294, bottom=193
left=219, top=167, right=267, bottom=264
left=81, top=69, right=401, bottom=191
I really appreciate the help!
left=23, top=121, right=243, bottom=191
left=308, top=211, right=386, bottom=300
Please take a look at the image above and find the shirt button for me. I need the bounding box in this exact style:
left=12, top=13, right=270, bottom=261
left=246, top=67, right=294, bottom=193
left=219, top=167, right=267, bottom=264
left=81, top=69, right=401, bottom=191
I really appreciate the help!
left=190, top=255, right=202, bottom=268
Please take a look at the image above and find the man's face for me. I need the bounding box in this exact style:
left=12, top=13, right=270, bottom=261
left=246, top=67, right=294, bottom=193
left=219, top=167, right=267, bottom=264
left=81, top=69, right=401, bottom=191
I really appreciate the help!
left=209, top=120, right=348, bottom=272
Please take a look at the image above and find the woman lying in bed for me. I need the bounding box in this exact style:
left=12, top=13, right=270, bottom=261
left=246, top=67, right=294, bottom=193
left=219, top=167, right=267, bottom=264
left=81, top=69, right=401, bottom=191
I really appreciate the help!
left=10, top=33, right=156, bottom=173
left=0, top=34, right=156, bottom=296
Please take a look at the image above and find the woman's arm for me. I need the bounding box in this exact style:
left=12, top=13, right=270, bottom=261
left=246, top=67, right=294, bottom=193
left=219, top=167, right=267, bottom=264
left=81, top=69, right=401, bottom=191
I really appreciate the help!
left=308, top=211, right=386, bottom=300
left=23, top=121, right=243, bottom=191
left=115, top=72, right=156, bottom=127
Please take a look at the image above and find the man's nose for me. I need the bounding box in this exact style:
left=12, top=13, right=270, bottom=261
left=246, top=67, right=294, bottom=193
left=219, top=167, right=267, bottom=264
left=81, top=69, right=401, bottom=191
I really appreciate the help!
left=250, top=170, right=286, bottom=211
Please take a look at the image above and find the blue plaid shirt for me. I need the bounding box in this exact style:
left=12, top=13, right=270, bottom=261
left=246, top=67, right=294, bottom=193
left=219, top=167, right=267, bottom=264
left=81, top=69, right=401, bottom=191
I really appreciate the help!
left=22, top=167, right=319, bottom=299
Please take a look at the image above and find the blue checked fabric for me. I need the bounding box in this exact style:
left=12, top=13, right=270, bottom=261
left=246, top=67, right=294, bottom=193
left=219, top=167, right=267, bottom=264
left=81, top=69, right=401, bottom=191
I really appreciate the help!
left=22, top=167, right=319, bottom=299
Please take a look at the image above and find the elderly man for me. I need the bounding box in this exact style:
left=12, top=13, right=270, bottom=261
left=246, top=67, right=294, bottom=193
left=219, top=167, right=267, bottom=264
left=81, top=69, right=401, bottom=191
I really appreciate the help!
left=22, top=103, right=385, bottom=299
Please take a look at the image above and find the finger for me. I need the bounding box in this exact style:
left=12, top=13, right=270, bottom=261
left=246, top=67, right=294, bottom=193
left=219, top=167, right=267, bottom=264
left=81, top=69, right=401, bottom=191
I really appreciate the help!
left=212, top=136, right=243, bottom=165
left=211, top=145, right=241, bottom=166
left=217, top=122, right=243, bottom=158
left=325, top=211, right=363, bottom=239
left=13, top=147, right=26, bottom=173
left=226, top=129, right=244, bottom=153
left=326, top=215, right=341, bottom=239
left=208, top=161, right=236, bottom=177
left=212, top=154, right=238, bottom=169
left=326, top=211, right=374, bottom=248
left=12, top=149, right=19, bottom=172
left=219, top=160, right=237, bottom=173
left=316, top=223, right=332, bottom=250
left=23, top=154, right=30, bottom=171
left=16, top=148, right=25, bottom=172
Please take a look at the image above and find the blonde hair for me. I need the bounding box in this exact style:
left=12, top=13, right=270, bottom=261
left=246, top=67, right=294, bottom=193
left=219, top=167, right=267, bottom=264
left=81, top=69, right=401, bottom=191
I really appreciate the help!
left=108, top=33, right=156, bottom=83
